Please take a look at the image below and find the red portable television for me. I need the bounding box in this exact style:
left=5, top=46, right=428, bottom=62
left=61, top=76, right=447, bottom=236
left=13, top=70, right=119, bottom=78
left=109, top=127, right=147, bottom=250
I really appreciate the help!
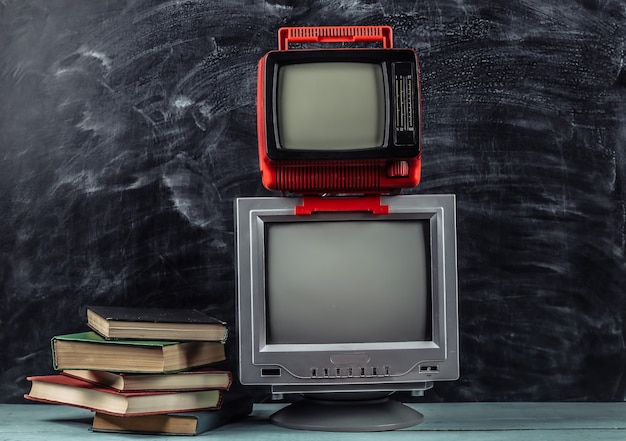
left=257, top=26, right=422, bottom=194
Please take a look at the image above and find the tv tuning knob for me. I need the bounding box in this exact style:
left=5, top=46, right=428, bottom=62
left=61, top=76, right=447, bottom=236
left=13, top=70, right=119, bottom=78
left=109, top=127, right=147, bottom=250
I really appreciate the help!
left=387, top=160, right=410, bottom=178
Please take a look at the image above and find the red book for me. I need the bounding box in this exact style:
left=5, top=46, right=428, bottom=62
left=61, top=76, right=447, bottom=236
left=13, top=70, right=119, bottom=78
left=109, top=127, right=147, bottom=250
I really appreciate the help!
left=24, top=375, right=223, bottom=417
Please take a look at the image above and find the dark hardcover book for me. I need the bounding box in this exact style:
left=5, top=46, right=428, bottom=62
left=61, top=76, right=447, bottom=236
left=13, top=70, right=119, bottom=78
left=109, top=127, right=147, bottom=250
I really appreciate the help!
left=25, top=375, right=223, bottom=417
left=87, top=305, right=228, bottom=342
left=52, top=331, right=225, bottom=373
left=91, top=393, right=254, bottom=435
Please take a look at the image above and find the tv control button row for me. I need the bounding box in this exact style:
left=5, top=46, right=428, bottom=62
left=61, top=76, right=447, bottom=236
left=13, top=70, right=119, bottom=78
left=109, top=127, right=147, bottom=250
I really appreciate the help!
left=311, top=366, right=391, bottom=378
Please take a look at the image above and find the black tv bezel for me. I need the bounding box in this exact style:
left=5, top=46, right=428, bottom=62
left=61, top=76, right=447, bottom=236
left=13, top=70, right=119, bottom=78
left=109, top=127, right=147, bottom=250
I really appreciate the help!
left=262, top=216, right=434, bottom=346
left=262, top=49, right=421, bottom=161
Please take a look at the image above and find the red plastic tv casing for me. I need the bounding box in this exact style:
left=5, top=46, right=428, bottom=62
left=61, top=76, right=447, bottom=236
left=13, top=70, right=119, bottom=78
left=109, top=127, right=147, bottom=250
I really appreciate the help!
left=257, top=26, right=422, bottom=195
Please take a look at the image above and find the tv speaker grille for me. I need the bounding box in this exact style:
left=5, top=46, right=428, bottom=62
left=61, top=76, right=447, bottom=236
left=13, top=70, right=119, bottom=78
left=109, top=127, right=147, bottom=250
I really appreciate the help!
left=275, top=164, right=380, bottom=192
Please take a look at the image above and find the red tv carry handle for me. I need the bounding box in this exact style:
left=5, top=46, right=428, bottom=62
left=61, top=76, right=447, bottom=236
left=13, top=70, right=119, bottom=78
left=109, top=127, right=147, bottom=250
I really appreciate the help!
left=278, top=26, right=394, bottom=50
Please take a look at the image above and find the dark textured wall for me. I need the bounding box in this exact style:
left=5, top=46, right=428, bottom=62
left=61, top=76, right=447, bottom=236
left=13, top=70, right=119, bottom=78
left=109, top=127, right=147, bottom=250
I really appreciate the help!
left=1, top=0, right=625, bottom=404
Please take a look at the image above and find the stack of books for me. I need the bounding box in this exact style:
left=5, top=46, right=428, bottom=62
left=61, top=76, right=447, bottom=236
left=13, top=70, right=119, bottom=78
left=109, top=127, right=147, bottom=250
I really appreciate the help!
left=25, top=306, right=253, bottom=435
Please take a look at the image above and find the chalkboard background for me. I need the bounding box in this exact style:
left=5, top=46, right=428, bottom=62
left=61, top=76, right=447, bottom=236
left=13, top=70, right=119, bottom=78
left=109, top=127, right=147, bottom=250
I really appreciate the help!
left=1, top=0, right=625, bottom=404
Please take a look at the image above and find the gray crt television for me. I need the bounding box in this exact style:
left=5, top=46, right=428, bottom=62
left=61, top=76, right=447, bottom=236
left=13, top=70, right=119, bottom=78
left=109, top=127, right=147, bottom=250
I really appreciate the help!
left=235, top=194, right=459, bottom=431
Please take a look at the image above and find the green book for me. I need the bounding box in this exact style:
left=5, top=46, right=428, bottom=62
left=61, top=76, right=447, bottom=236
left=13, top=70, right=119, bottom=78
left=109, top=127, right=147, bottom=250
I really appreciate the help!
left=52, top=331, right=225, bottom=373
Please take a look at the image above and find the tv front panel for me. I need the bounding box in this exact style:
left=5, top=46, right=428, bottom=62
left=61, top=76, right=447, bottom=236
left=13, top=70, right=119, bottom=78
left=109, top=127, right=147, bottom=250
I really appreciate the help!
left=235, top=194, right=459, bottom=395
left=257, top=26, right=422, bottom=195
